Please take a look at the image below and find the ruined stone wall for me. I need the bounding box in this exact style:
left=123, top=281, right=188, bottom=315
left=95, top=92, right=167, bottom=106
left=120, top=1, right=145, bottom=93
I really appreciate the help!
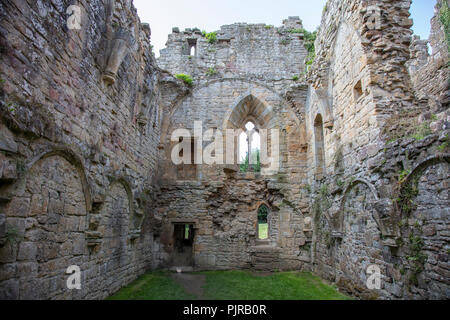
left=0, top=0, right=177, bottom=299
left=153, top=173, right=310, bottom=271
left=158, top=17, right=307, bottom=82
left=0, top=0, right=447, bottom=301
left=408, top=0, right=449, bottom=112
left=307, top=0, right=449, bottom=299
left=154, top=18, right=312, bottom=271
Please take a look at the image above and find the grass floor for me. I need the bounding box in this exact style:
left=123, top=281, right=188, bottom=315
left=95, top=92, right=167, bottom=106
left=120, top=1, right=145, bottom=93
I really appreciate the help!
left=108, top=272, right=196, bottom=300
left=258, top=223, right=268, bottom=239
left=108, top=270, right=350, bottom=300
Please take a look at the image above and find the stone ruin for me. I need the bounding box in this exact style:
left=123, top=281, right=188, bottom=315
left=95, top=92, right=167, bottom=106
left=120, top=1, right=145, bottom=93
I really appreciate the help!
left=0, top=0, right=448, bottom=300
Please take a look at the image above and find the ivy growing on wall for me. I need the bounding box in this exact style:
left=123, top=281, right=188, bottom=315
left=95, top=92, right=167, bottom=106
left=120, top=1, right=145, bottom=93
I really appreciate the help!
left=289, top=28, right=317, bottom=66
left=439, top=0, right=450, bottom=52
left=313, top=184, right=333, bottom=248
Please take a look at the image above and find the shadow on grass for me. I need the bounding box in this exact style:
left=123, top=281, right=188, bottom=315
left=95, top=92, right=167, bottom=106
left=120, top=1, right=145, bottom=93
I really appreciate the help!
left=108, top=270, right=351, bottom=300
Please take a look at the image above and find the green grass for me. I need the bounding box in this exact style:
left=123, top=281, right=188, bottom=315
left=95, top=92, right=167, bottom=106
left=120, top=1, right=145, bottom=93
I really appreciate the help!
left=108, top=270, right=350, bottom=300
left=202, top=271, right=349, bottom=300
left=175, top=73, right=193, bottom=86
left=258, top=223, right=268, bottom=239
left=107, top=272, right=195, bottom=300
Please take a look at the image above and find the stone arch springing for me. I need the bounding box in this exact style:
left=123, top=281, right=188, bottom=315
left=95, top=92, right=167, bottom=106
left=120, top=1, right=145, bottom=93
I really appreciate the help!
left=0, top=152, right=89, bottom=299
left=161, top=79, right=303, bottom=145
left=99, top=181, right=131, bottom=291
left=336, top=178, right=381, bottom=234
left=396, top=154, right=449, bottom=297
left=224, top=94, right=277, bottom=130
left=314, top=114, right=326, bottom=176
left=25, top=147, right=92, bottom=212
left=398, top=154, right=450, bottom=217
left=105, top=176, right=139, bottom=230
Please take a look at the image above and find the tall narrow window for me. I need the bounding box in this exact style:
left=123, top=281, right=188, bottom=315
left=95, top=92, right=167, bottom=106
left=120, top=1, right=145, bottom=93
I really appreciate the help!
left=257, top=204, right=269, bottom=240
left=187, top=39, right=197, bottom=56
left=239, top=121, right=261, bottom=172
left=314, top=114, right=325, bottom=175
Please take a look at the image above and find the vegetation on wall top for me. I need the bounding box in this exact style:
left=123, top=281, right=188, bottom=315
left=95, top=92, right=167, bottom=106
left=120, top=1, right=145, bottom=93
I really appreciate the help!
left=439, top=0, right=450, bottom=52
left=289, top=28, right=317, bottom=66
left=175, top=74, right=193, bottom=86
left=202, top=31, right=217, bottom=44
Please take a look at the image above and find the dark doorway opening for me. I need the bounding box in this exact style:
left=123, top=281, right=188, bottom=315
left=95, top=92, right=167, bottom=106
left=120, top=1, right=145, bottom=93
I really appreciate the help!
left=172, top=223, right=195, bottom=267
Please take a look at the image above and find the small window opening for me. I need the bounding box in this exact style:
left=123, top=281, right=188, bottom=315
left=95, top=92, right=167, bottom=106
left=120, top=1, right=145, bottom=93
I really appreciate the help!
left=187, top=39, right=197, bottom=56
left=353, top=80, right=363, bottom=101
left=314, top=114, right=325, bottom=175
left=258, top=205, right=269, bottom=240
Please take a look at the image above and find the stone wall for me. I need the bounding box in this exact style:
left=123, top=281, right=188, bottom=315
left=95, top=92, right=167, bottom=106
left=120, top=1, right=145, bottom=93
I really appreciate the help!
left=307, top=0, right=449, bottom=299
left=408, top=0, right=449, bottom=112
left=0, top=0, right=448, bottom=300
left=153, top=172, right=310, bottom=271
left=0, top=0, right=177, bottom=299
left=158, top=17, right=307, bottom=82
left=154, top=17, right=313, bottom=272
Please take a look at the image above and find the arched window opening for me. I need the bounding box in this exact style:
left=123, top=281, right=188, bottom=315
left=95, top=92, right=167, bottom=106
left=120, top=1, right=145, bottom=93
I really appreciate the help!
left=257, top=204, right=269, bottom=240
left=187, top=38, right=197, bottom=56
left=189, top=45, right=196, bottom=56
left=239, top=121, right=261, bottom=173
left=314, top=114, right=325, bottom=175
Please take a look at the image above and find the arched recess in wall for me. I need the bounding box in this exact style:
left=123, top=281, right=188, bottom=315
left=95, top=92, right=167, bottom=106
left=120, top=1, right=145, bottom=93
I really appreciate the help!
left=333, top=179, right=384, bottom=291
left=313, top=114, right=326, bottom=176
left=336, top=179, right=382, bottom=234
left=109, top=177, right=140, bottom=228
left=25, top=148, right=92, bottom=210
left=399, top=154, right=450, bottom=216
left=397, top=154, right=449, bottom=297
left=99, top=180, right=131, bottom=271
left=1, top=150, right=89, bottom=299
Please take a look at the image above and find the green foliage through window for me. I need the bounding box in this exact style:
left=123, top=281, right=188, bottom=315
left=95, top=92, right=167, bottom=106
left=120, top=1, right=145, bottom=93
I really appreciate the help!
left=258, top=205, right=268, bottom=223
left=239, top=150, right=261, bottom=173
left=289, top=28, right=317, bottom=66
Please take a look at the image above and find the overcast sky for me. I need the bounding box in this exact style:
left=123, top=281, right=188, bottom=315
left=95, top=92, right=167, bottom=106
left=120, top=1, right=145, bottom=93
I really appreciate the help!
left=133, top=0, right=437, bottom=57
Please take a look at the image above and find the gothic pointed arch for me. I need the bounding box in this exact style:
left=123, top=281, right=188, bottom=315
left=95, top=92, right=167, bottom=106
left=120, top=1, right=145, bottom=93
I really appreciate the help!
left=223, top=94, right=277, bottom=131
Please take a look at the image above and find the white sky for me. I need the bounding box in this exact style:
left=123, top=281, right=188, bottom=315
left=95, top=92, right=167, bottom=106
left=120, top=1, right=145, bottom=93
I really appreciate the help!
left=134, top=0, right=327, bottom=56
left=133, top=0, right=435, bottom=57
